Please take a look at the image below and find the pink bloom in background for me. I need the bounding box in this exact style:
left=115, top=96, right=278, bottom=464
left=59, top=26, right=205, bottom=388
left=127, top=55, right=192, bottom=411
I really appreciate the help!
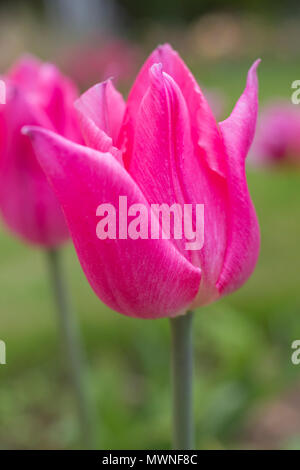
left=0, top=55, right=82, bottom=246
left=250, top=102, right=300, bottom=166
left=25, top=44, right=260, bottom=319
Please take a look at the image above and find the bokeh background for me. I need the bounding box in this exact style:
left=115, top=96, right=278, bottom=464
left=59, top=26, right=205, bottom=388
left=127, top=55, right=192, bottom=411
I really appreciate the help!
left=0, top=0, right=300, bottom=450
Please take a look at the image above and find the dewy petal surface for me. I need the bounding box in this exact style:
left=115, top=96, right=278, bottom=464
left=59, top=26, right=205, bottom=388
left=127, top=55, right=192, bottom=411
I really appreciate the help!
left=217, top=60, right=261, bottom=295
left=74, top=80, right=125, bottom=162
left=24, top=127, right=201, bottom=318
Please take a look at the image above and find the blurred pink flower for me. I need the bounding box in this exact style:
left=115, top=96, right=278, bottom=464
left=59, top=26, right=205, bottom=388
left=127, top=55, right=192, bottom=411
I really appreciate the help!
left=25, top=44, right=260, bottom=319
left=250, top=102, right=300, bottom=166
left=0, top=55, right=81, bottom=246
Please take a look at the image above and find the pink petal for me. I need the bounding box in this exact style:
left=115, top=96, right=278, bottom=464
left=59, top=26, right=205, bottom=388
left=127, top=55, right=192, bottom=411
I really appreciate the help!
left=129, top=64, right=193, bottom=258
left=119, top=43, right=226, bottom=177
left=217, top=60, right=261, bottom=295
left=129, top=64, right=227, bottom=304
left=24, top=126, right=201, bottom=319
left=7, top=54, right=42, bottom=90
left=74, top=80, right=125, bottom=163
left=36, top=63, right=81, bottom=142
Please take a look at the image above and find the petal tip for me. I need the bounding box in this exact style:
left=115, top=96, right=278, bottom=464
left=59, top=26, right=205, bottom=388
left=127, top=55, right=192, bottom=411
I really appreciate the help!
left=155, top=43, right=177, bottom=61
left=149, top=62, right=163, bottom=75
left=74, top=77, right=117, bottom=111
left=148, top=63, right=164, bottom=86
left=248, top=59, right=261, bottom=83
left=21, top=124, right=45, bottom=139
left=21, top=124, right=34, bottom=137
left=157, top=42, right=172, bottom=51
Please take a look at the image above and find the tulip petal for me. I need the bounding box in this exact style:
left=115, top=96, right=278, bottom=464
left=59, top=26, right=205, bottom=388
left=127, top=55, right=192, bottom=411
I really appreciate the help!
left=74, top=80, right=125, bottom=163
left=119, top=43, right=226, bottom=177
left=24, top=126, right=201, bottom=319
left=130, top=64, right=228, bottom=304
left=129, top=64, right=194, bottom=258
left=36, top=63, right=81, bottom=142
left=217, top=60, right=261, bottom=295
left=8, top=54, right=41, bottom=90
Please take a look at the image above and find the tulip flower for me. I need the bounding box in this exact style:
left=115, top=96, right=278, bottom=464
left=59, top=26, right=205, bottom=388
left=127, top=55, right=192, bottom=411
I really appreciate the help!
left=24, top=44, right=260, bottom=449
left=0, top=56, right=95, bottom=448
left=0, top=54, right=81, bottom=245
left=250, top=102, right=300, bottom=167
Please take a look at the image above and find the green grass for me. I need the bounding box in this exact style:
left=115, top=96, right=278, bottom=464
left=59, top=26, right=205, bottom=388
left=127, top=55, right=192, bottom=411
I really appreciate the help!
left=0, top=58, right=300, bottom=449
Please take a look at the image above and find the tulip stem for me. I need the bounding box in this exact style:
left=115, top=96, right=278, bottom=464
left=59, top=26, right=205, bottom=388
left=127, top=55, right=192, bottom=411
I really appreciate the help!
left=46, top=248, right=96, bottom=449
left=170, top=310, right=194, bottom=450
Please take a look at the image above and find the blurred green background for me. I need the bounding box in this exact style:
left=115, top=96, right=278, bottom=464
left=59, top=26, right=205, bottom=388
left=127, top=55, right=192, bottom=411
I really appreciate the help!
left=0, top=0, right=300, bottom=450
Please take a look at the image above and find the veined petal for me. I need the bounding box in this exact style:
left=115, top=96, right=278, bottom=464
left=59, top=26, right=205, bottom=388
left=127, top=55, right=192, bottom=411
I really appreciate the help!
left=217, top=60, right=261, bottom=295
left=129, top=64, right=194, bottom=257
left=130, top=64, right=228, bottom=304
left=74, top=80, right=125, bottom=163
left=119, top=43, right=226, bottom=176
left=24, top=127, right=201, bottom=319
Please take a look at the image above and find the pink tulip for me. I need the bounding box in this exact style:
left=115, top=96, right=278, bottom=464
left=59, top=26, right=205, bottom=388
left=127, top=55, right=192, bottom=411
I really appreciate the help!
left=24, top=44, right=260, bottom=319
left=0, top=55, right=81, bottom=246
left=250, top=103, right=300, bottom=166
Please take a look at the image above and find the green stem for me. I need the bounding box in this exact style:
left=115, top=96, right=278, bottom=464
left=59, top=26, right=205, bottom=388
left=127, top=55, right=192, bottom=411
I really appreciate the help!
left=170, top=310, right=194, bottom=450
left=46, top=248, right=96, bottom=449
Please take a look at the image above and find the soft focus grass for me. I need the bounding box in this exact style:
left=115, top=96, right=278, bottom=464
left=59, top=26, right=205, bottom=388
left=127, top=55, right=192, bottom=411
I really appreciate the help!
left=0, top=59, right=300, bottom=449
